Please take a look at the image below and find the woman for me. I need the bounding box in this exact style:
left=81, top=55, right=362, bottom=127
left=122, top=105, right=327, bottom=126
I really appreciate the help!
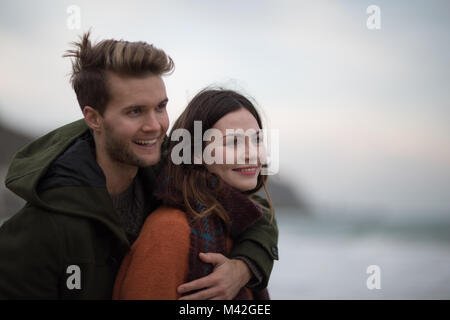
left=113, top=89, right=274, bottom=300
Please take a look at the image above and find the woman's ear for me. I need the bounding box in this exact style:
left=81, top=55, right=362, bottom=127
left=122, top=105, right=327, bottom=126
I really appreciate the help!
left=83, top=106, right=102, bottom=133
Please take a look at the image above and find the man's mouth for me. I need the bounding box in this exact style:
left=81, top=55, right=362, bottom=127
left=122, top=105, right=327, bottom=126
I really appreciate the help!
left=133, top=138, right=158, bottom=146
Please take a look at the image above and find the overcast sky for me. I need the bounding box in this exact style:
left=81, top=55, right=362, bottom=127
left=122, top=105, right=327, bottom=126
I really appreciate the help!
left=1, top=0, right=449, bottom=214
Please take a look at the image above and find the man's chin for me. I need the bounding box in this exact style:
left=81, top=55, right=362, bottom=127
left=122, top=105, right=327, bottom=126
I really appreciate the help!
left=136, top=154, right=161, bottom=167
left=131, top=142, right=162, bottom=167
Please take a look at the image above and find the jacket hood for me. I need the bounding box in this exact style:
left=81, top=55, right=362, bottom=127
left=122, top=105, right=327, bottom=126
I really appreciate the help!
left=4, top=119, right=146, bottom=246
left=5, top=119, right=90, bottom=206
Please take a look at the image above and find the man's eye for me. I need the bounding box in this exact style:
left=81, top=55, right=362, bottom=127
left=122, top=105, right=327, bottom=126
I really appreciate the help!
left=156, top=103, right=167, bottom=111
left=128, top=107, right=141, bottom=115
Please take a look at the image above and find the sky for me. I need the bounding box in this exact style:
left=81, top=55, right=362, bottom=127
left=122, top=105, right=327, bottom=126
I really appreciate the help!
left=1, top=0, right=449, bottom=214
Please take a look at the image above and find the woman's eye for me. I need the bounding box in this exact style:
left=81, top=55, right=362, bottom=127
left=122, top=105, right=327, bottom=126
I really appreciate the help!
left=226, top=138, right=235, bottom=146
left=225, top=137, right=238, bottom=147
left=253, top=135, right=263, bottom=144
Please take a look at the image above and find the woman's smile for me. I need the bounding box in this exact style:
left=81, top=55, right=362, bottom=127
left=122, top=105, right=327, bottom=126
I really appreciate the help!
left=232, top=166, right=260, bottom=176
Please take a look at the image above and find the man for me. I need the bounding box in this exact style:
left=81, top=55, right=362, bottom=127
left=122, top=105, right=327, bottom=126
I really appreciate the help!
left=0, top=32, right=278, bottom=299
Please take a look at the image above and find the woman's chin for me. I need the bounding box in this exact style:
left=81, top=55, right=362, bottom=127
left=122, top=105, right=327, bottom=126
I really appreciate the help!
left=232, top=181, right=258, bottom=193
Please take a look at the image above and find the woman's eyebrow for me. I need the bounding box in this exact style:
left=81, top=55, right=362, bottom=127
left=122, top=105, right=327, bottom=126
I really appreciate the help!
left=222, top=130, right=261, bottom=139
left=223, top=130, right=261, bottom=139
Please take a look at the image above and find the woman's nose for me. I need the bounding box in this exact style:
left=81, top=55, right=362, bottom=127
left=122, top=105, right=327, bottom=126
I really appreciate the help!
left=246, top=137, right=259, bottom=165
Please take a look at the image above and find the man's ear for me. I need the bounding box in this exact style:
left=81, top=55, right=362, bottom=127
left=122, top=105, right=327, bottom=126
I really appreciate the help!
left=83, top=106, right=103, bottom=132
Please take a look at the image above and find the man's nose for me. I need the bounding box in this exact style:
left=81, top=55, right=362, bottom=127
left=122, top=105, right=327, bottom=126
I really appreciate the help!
left=141, top=112, right=161, bottom=132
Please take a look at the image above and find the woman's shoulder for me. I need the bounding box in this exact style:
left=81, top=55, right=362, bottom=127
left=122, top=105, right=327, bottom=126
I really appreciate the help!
left=146, top=205, right=189, bottom=223
left=115, top=205, right=191, bottom=299
left=132, top=206, right=191, bottom=247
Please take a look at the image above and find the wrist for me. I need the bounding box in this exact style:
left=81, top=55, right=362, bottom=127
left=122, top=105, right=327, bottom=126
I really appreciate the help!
left=234, top=259, right=252, bottom=287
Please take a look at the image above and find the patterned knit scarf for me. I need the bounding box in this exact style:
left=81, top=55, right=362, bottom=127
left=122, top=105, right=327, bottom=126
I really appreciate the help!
left=153, top=171, right=270, bottom=300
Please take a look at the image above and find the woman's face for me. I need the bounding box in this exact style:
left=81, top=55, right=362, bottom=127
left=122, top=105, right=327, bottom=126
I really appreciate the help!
left=205, top=108, right=265, bottom=192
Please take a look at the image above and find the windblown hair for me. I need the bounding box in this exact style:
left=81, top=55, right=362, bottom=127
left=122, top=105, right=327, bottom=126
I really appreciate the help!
left=64, top=31, right=174, bottom=114
left=160, top=89, right=274, bottom=228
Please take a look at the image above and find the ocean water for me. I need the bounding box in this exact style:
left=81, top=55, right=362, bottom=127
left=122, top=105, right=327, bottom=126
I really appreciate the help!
left=268, top=209, right=450, bottom=299
left=2, top=209, right=449, bottom=300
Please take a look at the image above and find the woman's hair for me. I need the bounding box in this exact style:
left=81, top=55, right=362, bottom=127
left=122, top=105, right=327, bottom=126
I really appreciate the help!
left=161, top=88, right=273, bottom=227
left=63, top=31, right=174, bottom=115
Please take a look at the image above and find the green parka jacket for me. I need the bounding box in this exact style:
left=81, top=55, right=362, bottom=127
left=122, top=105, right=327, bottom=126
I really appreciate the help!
left=0, top=119, right=279, bottom=299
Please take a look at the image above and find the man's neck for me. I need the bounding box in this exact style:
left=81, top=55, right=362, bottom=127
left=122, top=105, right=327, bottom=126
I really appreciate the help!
left=95, top=148, right=138, bottom=196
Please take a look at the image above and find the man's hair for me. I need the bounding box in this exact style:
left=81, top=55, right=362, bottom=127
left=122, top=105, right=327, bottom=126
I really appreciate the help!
left=64, top=31, right=174, bottom=114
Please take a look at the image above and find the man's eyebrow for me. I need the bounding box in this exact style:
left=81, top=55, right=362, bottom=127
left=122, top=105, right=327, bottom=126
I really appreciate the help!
left=125, top=104, right=146, bottom=110
left=125, top=98, right=168, bottom=109
left=158, top=98, right=169, bottom=105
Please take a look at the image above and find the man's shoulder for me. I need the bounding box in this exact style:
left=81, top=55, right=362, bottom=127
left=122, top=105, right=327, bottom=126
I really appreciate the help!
left=1, top=203, right=93, bottom=241
left=0, top=203, right=113, bottom=261
left=0, top=204, right=61, bottom=255
left=2, top=204, right=55, bottom=227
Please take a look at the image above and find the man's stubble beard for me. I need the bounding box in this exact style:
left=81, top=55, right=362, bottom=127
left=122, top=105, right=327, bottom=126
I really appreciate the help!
left=104, top=122, right=154, bottom=168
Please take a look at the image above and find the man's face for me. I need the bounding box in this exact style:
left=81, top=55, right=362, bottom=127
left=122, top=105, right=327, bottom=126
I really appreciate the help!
left=99, top=72, right=169, bottom=168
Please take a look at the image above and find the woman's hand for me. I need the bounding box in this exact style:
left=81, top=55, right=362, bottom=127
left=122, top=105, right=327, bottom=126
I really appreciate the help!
left=177, top=252, right=252, bottom=300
